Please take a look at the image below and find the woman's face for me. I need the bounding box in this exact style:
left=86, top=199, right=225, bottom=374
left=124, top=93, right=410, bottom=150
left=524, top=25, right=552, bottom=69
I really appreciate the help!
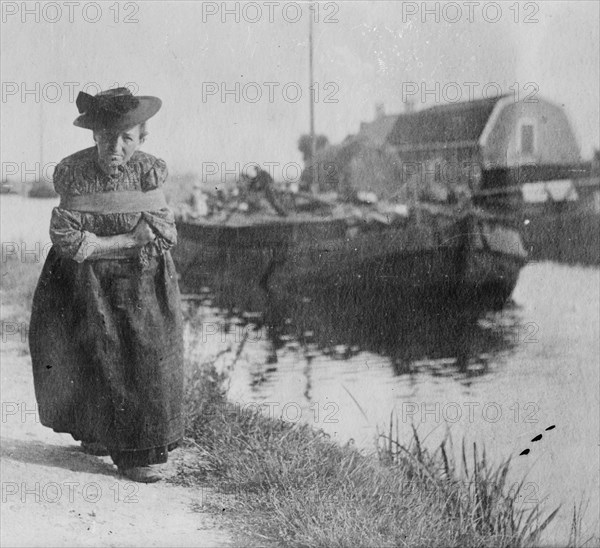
left=93, top=125, right=144, bottom=172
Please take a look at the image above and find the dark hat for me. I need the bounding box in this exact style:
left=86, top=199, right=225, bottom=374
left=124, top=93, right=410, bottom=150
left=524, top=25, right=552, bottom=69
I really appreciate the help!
left=73, top=87, right=161, bottom=131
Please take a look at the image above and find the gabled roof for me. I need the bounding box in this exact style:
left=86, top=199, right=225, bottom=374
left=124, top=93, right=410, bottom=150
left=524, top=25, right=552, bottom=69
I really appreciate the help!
left=357, top=114, right=399, bottom=147
left=387, top=95, right=508, bottom=148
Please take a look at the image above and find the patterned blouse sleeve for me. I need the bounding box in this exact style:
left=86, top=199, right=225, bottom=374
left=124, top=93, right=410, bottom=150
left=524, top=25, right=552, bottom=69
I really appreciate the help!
left=141, top=157, right=177, bottom=250
left=49, top=162, right=96, bottom=262
left=50, top=207, right=98, bottom=262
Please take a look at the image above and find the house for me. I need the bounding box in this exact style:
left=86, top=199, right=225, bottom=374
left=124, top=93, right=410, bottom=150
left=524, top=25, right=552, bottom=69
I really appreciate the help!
left=388, top=94, right=583, bottom=194
left=314, top=94, right=585, bottom=203
left=357, top=113, right=399, bottom=149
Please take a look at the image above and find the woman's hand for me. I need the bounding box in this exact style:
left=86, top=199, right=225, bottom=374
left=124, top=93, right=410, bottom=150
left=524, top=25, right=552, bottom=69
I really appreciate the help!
left=130, top=219, right=156, bottom=246
left=76, top=219, right=156, bottom=261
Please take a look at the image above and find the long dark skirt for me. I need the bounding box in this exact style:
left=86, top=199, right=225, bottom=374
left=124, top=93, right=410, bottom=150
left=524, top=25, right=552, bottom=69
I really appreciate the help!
left=29, top=247, right=184, bottom=466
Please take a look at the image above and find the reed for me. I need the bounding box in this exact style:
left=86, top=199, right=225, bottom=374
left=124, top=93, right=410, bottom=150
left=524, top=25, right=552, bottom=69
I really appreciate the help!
left=566, top=499, right=596, bottom=548
left=180, top=359, right=580, bottom=547
left=377, top=413, right=562, bottom=547
left=1, top=255, right=591, bottom=546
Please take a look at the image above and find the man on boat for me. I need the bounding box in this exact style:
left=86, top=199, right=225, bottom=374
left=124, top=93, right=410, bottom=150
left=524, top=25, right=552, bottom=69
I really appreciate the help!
left=238, top=164, right=288, bottom=217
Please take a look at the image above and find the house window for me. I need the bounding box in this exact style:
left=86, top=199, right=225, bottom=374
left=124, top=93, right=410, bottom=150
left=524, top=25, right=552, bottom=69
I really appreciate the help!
left=520, top=123, right=535, bottom=155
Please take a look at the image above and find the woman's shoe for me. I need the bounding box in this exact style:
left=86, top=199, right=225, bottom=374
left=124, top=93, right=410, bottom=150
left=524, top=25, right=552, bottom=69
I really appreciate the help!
left=119, top=466, right=163, bottom=483
left=81, top=441, right=110, bottom=456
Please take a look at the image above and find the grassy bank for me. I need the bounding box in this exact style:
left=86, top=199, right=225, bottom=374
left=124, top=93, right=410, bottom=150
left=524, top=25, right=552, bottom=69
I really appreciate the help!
left=1, top=256, right=588, bottom=547
left=179, top=358, right=575, bottom=548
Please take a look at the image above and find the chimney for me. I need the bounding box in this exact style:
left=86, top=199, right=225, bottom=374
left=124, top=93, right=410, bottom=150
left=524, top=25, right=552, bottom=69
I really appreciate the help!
left=375, top=102, right=385, bottom=120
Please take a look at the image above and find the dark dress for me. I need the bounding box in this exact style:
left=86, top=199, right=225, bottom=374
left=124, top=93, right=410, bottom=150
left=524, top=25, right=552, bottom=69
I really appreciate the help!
left=29, top=147, right=184, bottom=468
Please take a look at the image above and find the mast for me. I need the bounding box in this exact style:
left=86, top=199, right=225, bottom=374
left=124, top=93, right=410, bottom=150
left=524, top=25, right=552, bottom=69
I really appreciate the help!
left=309, top=3, right=318, bottom=193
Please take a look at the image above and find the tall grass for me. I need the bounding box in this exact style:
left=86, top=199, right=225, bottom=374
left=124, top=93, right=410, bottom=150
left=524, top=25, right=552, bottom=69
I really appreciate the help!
left=566, top=500, right=596, bottom=548
left=179, top=358, right=576, bottom=548
left=377, top=414, right=561, bottom=547
left=1, top=246, right=592, bottom=546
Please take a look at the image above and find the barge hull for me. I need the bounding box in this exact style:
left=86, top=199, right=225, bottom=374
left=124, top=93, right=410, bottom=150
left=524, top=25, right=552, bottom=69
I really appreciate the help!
left=172, top=207, right=526, bottom=307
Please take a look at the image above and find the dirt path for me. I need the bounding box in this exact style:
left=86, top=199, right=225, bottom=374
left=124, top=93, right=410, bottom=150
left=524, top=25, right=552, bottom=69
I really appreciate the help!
left=0, top=339, right=235, bottom=548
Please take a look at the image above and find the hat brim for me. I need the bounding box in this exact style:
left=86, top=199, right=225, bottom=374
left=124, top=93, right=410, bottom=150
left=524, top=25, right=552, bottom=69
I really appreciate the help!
left=73, top=96, right=162, bottom=131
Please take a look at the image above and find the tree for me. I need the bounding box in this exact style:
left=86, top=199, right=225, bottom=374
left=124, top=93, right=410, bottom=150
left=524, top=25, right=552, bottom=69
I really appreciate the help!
left=298, top=134, right=330, bottom=163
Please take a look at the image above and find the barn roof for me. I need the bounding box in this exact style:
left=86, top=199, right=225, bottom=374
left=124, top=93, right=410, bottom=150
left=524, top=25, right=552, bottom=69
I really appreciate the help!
left=387, top=95, right=508, bottom=148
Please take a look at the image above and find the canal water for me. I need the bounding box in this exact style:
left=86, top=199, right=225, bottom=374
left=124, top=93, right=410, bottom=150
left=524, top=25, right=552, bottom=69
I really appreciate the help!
left=181, top=244, right=600, bottom=546
left=3, top=194, right=598, bottom=545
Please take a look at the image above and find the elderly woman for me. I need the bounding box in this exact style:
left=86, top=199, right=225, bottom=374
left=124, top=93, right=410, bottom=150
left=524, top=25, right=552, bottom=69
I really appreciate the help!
left=29, top=88, right=183, bottom=483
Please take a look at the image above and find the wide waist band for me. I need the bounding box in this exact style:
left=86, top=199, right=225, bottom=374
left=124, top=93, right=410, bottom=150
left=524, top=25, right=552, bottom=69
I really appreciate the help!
left=60, top=189, right=168, bottom=213
left=88, top=247, right=141, bottom=261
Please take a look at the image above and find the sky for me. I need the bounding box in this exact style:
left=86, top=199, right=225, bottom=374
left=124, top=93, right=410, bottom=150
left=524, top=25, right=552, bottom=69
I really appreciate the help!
left=1, top=0, right=599, bottom=184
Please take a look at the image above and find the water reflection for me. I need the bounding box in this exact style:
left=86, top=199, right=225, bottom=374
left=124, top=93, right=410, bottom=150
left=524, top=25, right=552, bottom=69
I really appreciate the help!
left=182, top=275, right=522, bottom=381
left=179, top=263, right=599, bottom=545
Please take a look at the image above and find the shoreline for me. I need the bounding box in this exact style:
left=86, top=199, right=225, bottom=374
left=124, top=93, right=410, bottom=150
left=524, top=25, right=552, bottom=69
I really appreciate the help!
left=0, top=252, right=591, bottom=547
left=178, top=353, right=570, bottom=547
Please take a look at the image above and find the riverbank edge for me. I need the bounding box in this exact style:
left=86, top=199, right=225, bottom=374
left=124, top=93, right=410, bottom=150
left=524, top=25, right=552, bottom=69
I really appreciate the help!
left=175, top=357, right=568, bottom=548
left=0, top=255, right=574, bottom=547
